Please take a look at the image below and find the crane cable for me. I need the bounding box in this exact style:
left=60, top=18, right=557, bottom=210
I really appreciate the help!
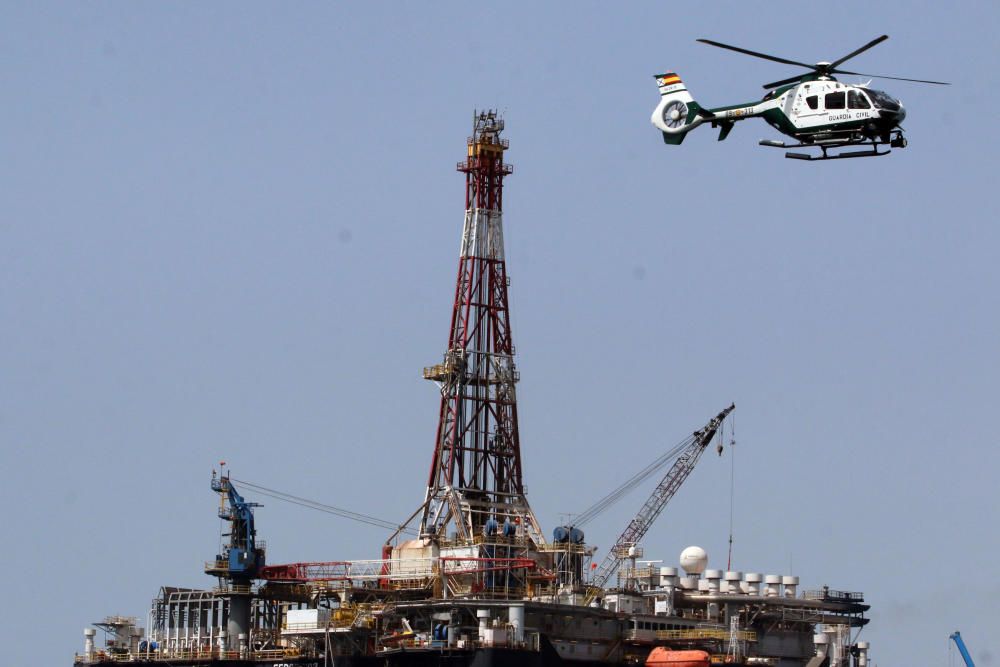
left=229, top=416, right=729, bottom=538
left=573, top=433, right=697, bottom=528
left=726, top=413, right=737, bottom=570
left=229, top=478, right=417, bottom=535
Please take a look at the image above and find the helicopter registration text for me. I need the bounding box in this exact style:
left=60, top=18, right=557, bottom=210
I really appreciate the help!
left=725, top=107, right=755, bottom=119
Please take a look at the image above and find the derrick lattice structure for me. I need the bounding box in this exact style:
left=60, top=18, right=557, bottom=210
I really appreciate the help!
left=412, top=111, right=543, bottom=547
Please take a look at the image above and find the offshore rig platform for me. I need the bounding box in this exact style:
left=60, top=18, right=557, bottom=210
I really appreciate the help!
left=75, top=112, right=873, bottom=667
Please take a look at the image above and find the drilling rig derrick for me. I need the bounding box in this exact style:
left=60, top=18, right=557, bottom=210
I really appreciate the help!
left=387, top=113, right=544, bottom=603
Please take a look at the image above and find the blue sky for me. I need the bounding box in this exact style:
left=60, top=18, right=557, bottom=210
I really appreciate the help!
left=2, top=2, right=998, bottom=665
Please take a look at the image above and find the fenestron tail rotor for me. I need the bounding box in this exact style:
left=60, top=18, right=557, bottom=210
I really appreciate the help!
left=697, top=35, right=950, bottom=89
left=662, top=100, right=688, bottom=129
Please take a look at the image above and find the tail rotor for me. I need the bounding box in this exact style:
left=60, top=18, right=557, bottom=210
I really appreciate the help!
left=662, top=100, right=689, bottom=130
left=650, top=72, right=707, bottom=145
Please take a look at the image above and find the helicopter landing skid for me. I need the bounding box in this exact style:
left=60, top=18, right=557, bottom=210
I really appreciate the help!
left=759, top=137, right=900, bottom=161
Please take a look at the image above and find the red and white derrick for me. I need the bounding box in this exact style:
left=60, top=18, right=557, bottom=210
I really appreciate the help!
left=399, top=111, right=544, bottom=548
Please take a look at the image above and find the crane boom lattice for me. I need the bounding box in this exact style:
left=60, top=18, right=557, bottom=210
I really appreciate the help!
left=590, top=404, right=734, bottom=590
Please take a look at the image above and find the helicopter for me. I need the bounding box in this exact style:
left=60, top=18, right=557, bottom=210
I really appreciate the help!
left=650, top=35, right=949, bottom=160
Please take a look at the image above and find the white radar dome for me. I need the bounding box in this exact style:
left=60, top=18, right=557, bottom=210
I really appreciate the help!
left=679, top=546, right=708, bottom=575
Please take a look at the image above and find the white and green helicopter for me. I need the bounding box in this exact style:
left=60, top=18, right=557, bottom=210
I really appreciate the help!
left=651, top=35, right=949, bottom=160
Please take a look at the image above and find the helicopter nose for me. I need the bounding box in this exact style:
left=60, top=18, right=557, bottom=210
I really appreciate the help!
left=879, top=107, right=905, bottom=125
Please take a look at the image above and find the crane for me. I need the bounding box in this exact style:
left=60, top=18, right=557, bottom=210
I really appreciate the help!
left=950, top=632, right=976, bottom=667
left=205, top=467, right=266, bottom=653
left=589, top=404, right=734, bottom=590
left=208, top=470, right=266, bottom=578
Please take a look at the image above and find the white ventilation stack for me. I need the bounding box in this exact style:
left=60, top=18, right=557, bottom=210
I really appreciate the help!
left=765, top=574, right=782, bottom=597
left=705, top=569, right=722, bottom=593
left=478, top=609, right=490, bottom=641
left=509, top=605, right=524, bottom=643
left=84, top=629, right=96, bottom=660
left=857, top=641, right=870, bottom=667
left=723, top=571, right=743, bottom=594
left=782, top=575, right=800, bottom=598
left=659, top=567, right=678, bottom=615
left=824, top=627, right=845, bottom=667
left=660, top=567, right=678, bottom=590
left=744, top=572, right=762, bottom=595
left=806, top=634, right=830, bottom=667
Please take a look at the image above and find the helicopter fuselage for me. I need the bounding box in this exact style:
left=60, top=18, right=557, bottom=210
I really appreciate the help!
left=717, top=79, right=905, bottom=142
left=652, top=35, right=945, bottom=159
left=658, top=76, right=906, bottom=144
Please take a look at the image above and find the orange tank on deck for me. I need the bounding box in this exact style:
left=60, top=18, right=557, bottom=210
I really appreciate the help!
left=646, top=647, right=711, bottom=667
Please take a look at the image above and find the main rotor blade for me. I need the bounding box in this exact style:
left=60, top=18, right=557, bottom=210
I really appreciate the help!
left=830, top=35, right=889, bottom=69
left=833, top=68, right=951, bottom=85
left=762, top=74, right=807, bottom=90
left=697, top=38, right=813, bottom=69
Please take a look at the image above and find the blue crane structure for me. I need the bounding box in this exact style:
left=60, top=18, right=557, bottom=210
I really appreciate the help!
left=210, top=470, right=265, bottom=577
left=206, top=468, right=266, bottom=654
left=950, top=632, right=976, bottom=667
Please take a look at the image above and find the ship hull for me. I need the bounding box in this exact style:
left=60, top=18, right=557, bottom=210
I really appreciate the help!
left=75, top=646, right=565, bottom=667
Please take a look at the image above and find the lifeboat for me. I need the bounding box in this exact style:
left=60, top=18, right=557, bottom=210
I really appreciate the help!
left=646, top=647, right=711, bottom=667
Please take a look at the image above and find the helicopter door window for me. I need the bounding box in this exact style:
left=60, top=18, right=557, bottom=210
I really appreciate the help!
left=825, top=91, right=846, bottom=109
left=805, top=95, right=819, bottom=110
left=848, top=90, right=871, bottom=109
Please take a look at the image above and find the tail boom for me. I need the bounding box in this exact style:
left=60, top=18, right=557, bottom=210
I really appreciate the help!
left=651, top=72, right=769, bottom=145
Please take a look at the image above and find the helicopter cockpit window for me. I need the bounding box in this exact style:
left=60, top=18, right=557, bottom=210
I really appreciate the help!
left=848, top=90, right=871, bottom=109
left=806, top=95, right=818, bottom=110
left=825, top=91, right=846, bottom=109
left=865, top=88, right=901, bottom=111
